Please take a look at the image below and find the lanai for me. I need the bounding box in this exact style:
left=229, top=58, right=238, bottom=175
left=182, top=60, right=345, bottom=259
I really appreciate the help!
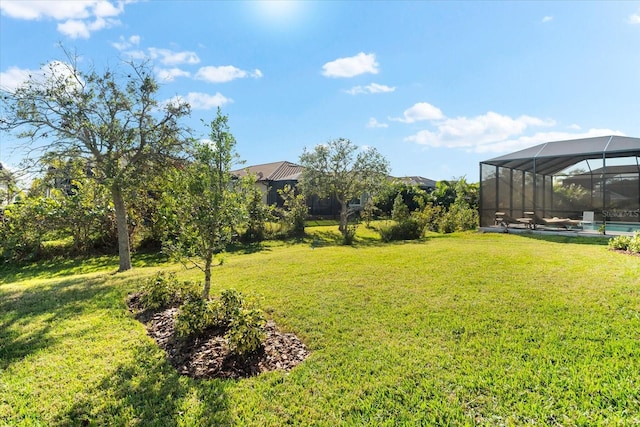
left=479, top=135, right=640, bottom=231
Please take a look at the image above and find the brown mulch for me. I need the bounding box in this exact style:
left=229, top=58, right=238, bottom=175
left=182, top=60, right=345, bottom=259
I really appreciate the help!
left=126, top=293, right=309, bottom=379
left=610, top=248, right=640, bottom=257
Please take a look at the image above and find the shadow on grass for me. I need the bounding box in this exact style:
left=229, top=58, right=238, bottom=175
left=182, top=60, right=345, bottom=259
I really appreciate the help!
left=55, top=343, right=231, bottom=426
left=226, top=241, right=272, bottom=256
left=0, top=275, right=117, bottom=370
left=512, top=232, right=610, bottom=246
left=0, top=252, right=168, bottom=285
left=1, top=269, right=233, bottom=426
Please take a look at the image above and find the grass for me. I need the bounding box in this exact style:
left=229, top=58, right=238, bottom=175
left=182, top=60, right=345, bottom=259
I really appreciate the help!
left=1, top=227, right=639, bottom=426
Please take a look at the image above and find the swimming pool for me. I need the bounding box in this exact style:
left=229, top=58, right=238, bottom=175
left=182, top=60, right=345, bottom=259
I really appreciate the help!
left=582, top=221, right=640, bottom=233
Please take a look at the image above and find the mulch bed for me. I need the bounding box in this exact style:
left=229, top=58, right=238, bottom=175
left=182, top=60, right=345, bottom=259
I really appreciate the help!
left=127, top=293, right=309, bottom=379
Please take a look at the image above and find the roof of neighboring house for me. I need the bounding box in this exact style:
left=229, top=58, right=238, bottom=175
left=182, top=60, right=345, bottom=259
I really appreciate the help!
left=397, top=176, right=437, bottom=189
left=235, top=161, right=438, bottom=187
left=233, top=161, right=304, bottom=182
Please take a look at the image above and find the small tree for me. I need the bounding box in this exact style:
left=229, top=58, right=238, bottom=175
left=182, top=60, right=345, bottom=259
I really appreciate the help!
left=278, top=184, right=308, bottom=237
left=361, top=196, right=378, bottom=228
left=299, top=138, right=389, bottom=243
left=243, top=185, right=274, bottom=242
left=0, top=165, right=18, bottom=207
left=162, top=110, right=250, bottom=299
left=391, top=193, right=410, bottom=222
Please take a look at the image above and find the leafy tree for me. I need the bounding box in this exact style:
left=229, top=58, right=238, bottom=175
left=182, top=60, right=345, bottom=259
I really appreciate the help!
left=243, top=185, right=275, bottom=242
left=376, top=180, right=427, bottom=217
left=429, top=180, right=458, bottom=210
left=162, top=110, right=251, bottom=299
left=0, top=164, right=18, bottom=207
left=0, top=50, right=191, bottom=271
left=277, top=184, right=308, bottom=237
left=452, top=177, right=479, bottom=210
left=299, top=138, right=389, bottom=243
left=391, top=193, right=410, bottom=222
left=553, top=182, right=589, bottom=209
left=0, top=194, right=61, bottom=261
left=360, top=195, right=379, bottom=227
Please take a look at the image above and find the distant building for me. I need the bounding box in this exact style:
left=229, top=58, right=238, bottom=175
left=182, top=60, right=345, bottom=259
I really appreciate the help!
left=233, top=161, right=436, bottom=218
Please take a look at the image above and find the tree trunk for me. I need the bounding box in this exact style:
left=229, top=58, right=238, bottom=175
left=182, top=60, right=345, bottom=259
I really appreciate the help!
left=203, top=253, right=213, bottom=300
left=111, top=184, right=132, bottom=272
left=339, top=203, right=349, bottom=235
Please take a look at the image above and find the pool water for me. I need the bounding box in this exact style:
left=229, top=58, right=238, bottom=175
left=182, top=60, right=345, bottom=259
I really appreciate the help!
left=582, top=221, right=640, bottom=233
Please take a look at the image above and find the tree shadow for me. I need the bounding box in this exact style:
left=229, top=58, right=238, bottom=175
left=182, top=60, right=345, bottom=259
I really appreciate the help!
left=512, top=232, right=610, bottom=246
left=0, top=252, right=168, bottom=285
left=0, top=275, right=116, bottom=370
left=54, top=342, right=232, bottom=426
left=226, top=241, right=272, bottom=255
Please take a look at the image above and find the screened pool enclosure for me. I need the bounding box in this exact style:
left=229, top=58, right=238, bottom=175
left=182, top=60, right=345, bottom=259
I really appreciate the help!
left=480, top=135, right=640, bottom=232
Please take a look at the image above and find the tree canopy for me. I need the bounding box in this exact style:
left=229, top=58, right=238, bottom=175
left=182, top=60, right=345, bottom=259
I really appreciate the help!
left=161, top=110, right=251, bottom=299
left=299, top=138, right=389, bottom=242
left=0, top=50, right=191, bottom=271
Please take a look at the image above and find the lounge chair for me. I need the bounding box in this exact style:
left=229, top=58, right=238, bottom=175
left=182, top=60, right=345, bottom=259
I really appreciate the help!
left=540, top=217, right=582, bottom=229
left=495, top=212, right=535, bottom=229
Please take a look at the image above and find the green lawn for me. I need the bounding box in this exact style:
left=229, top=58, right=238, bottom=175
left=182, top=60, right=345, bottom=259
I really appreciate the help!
left=1, top=228, right=639, bottom=426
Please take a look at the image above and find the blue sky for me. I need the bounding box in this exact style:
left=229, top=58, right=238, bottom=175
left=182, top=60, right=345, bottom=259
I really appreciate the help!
left=1, top=1, right=639, bottom=182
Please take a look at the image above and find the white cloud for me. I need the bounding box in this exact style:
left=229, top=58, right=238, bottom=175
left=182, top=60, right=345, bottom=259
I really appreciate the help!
left=542, top=16, right=553, bottom=23
left=112, top=35, right=140, bottom=51
left=58, top=14, right=123, bottom=39
left=195, top=65, right=262, bottom=83
left=165, top=92, right=233, bottom=110
left=0, top=61, right=81, bottom=91
left=405, top=111, right=558, bottom=153
left=629, top=12, right=640, bottom=24
left=0, top=66, right=33, bottom=91
left=366, top=118, right=388, bottom=128
left=0, top=0, right=129, bottom=38
left=345, top=82, right=396, bottom=95
left=322, top=52, right=379, bottom=78
left=391, top=102, right=444, bottom=123
left=156, top=67, right=191, bottom=83
left=148, top=48, right=200, bottom=66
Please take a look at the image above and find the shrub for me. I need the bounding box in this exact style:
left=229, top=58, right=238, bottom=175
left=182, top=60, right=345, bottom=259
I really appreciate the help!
left=140, top=272, right=200, bottom=310
left=438, top=203, right=478, bottom=234
left=628, top=232, right=640, bottom=254
left=378, top=219, right=423, bottom=242
left=608, top=235, right=631, bottom=251
left=174, top=288, right=267, bottom=356
left=226, top=308, right=267, bottom=355
left=174, top=298, right=223, bottom=338
left=220, top=289, right=244, bottom=319
left=413, top=203, right=443, bottom=233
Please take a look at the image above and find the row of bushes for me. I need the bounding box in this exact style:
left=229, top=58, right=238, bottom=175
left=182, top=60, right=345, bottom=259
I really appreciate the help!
left=375, top=193, right=479, bottom=242
left=608, top=232, right=640, bottom=253
left=139, top=272, right=266, bottom=356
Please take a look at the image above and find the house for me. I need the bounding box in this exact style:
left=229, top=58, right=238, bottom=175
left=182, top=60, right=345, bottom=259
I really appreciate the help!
left=397, top=176, right=437, bottom=192
left=233, top=160, right=437, bottom=218
left=232, top=161, right=304, bottom=207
